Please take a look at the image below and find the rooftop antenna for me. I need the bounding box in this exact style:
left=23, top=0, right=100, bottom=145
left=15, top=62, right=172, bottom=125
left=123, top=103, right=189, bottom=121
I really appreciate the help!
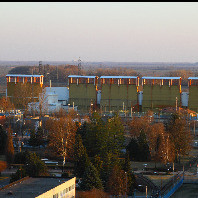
left=78, top=57, right=81, bottom=75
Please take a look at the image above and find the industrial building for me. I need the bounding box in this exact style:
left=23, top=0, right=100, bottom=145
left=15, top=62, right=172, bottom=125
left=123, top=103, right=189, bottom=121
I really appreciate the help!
left=188, top=77, right=198, bottom=112
left=100, top=76, right=139, bottom=112
left=141, top=77, right=182, bottom=112
left=5, top=74, right=198, bottom=114
left=68, top=75, right=99, bottom=112
left=6, top=74, right=44, bottom=109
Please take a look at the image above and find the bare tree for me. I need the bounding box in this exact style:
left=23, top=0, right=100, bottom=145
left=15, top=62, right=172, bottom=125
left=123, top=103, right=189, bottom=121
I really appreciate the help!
left=46, top=113, right=77, bottom=166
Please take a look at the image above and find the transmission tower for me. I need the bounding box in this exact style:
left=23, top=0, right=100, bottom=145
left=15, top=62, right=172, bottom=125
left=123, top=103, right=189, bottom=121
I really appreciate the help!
left=39, top=61, right=42, bottom=74
left=78, top=57, right=81, bottom=75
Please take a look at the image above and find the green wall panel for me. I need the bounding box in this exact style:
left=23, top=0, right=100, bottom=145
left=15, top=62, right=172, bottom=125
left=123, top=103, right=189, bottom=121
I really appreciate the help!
left=100, top=84, right=138, bottom=111
left=142, top=85, right=181, bottom=112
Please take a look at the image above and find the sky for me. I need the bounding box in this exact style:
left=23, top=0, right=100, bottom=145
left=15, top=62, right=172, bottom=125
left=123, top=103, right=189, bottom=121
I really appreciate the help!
left=1, top=2, right=198, bottom=62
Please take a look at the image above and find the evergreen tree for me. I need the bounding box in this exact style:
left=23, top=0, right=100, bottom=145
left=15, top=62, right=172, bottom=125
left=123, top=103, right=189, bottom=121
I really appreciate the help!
left=100, top=152, right=121, bottom=190
left=84, top=112, right=107, bottom=157
left=92, top=154, right=103, bottom=178
left=28, top=129, right=37, bottom=147
left=10, top=166, right=26, bottom=183
left=137, top=131, right=151, bottom=162
left=123, top=152, right=136, bottom=195
left=126, top=138, right=139, bottom=161
left=80, top=162, right=103, bottom=191
left=106, top=113, right=125, bottom=156
left=5, top=126, right=14, bottom=165
left=25, top=152, right=48, bottom=177
left=0, top=125, right=7, bottom=154
left=73, top=134, right=90, bottom=178
left=35, top=126, right=45, bottom=148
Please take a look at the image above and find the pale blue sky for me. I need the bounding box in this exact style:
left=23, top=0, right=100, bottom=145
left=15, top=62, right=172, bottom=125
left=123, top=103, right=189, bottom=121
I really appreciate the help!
left=1, top=2, right=198, bottom=62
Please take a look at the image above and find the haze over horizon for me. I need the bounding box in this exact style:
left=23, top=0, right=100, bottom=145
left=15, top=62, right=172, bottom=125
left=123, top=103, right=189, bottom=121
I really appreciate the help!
left=1, top=2, right=198, bottom=63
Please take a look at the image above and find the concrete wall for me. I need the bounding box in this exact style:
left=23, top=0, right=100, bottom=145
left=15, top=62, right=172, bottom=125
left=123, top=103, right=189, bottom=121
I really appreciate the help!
left=36, top=177, right=76, bottom=198
left=100, top=84, right=138, bottom=111
left=142, top=85, right=181, bottom=112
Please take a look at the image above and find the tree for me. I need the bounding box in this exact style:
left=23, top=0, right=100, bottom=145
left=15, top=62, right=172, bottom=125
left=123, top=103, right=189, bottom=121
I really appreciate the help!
left=38, top=88, right=48, bottom=117
left=107, top=165, right=127, bottom=196
left=46, top=115, right=77, bottom=163
left=35, top=126, right=45, bottom=148
left=137, top=131, right=151, bottom=162
left=83, top=112, right=106, bottom=157
left=10, top=166, right=26, bottom=183
left=28, top=129, right=37, bottom=147
left=122, top=151, right=136, bottom=195
left=76, top=188, right=110, bottom=198
left=80, top=162, right=103, bottom=191
left=73, top=134, right=90, bottom=178
left=0, top=97, right=14, bottom=112
left=128, top=112, right=152, bottom=138
left=100, top=152, right=121, bottom=189
left=0, top=161, right=7, bottom=176
left=0, top=125, right=7, bottom=154
left=106, top=114, right=125, bottom=156
left=83, top=113, right=125, bottom=158
left=5, top=126, right=14, bottom=165
left=166, top=113, right=192, bottom=163
left=25, top=151, right=48, bottom=177
left=126, top=138, right=139, bottom=161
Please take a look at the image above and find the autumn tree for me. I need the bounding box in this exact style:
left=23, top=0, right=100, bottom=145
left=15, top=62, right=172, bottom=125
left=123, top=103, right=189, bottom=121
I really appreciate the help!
left=46, top=114, right=77, bottom=164
left=166, top=113, right=192, bottom=163
left=0, top=97, right=14, bottom=112
left=0, top=161, right=7, bottom=176
left=107, top=165, right=127, bottom=196
left=127, top=112, right=153, bottom=137
left=76, top=188, right=110, bottom=198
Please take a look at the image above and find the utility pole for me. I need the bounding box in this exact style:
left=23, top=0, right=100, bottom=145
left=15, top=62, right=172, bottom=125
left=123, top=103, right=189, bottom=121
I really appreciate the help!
left=194, top=120, right=196, bottom=136
left=176, top=97, right=178, bottom=112
left=56, top=66, right=58, bottom=81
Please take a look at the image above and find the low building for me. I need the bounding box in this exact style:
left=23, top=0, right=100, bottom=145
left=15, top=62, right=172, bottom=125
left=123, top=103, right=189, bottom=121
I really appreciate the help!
left=0, top=177, right=76, bottom=198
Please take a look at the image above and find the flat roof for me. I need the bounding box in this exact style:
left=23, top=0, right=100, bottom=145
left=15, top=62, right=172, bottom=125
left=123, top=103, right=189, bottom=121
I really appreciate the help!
left=142, top=77, right=181, bottom=80
left=188, top=77, right=198, bottom=80
left=68, top=75, right=97, bottom=79
left=100, top=76, right=138, bottom=79
left=6, top=74, right=43, bottom=78
left=0, top=177, right=70, bottom=198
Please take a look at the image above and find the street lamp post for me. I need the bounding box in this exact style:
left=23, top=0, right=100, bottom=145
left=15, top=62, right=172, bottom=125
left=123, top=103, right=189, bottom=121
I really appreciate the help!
left=173, top=162, right=175, bottom=185
left=125, top=172, right=127, bottom=198
left=146, top=185, right=148, bottom=198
